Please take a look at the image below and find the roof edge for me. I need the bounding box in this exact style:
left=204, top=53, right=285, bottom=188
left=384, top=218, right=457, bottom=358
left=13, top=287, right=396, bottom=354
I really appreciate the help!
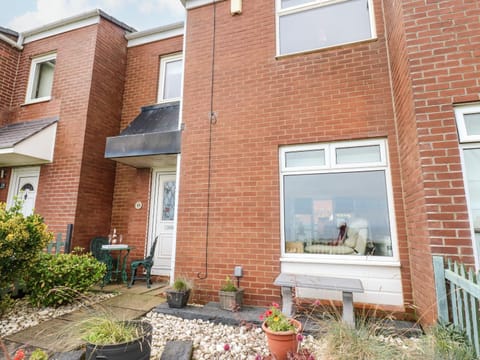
left=21, top=9, right=136, bottom=42
left=126, top=22, right=184, bottom=48
left=0, top=33, right=22, bottom=50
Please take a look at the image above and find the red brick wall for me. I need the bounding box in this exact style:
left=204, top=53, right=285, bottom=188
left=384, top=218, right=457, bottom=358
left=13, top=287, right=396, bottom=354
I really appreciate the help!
left=74, top=19, right=128, bottom=248
left=8, top=25, right=98, bottom=239
left=5, top=20, right=128, bottom=248
left=178, top=0, right=408, bottom=307
left=383, top=0, right=433, bottom=323
left=0, top=41, right=20, bottom=125
left=385, top=0, right=480, bottom=323
left=110, top=35, right=183, bottom=260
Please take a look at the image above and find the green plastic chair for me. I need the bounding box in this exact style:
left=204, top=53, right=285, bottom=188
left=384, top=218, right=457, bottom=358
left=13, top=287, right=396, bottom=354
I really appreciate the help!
left=128, top=237, right=158, bottom=288
left=90, top=237, right=114, bottom=287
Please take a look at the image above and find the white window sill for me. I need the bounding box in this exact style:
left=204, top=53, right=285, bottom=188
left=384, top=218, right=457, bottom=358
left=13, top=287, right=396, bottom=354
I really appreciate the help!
left=22, top=96, right=52, bottom=106
left=280, top=255, right=401, bottom=268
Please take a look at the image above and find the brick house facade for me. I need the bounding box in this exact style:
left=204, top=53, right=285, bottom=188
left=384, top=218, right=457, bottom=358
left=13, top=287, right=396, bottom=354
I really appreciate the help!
left=1, top=1, right=479, bottom=324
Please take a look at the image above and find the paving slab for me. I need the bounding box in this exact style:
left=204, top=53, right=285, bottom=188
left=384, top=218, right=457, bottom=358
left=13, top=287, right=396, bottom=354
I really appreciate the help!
left=101, top=293, right=162, bottom=312
left=160, top=340, right=193, bottom=360
left=57, top=306, right=145, bottom=322
left=5, top=319, right=82, bottom=353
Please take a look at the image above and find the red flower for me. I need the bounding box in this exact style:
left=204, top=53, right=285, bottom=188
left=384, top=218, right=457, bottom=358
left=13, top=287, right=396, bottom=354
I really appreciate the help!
left=13, top=350, right=25, bottom=360
left=272, top=302, right=279, bottom=308
left=223, top=343, right=230, bottom=351
left=297, top=333, right=304, bottom=342
left=266, top=310, right=273, bottom=316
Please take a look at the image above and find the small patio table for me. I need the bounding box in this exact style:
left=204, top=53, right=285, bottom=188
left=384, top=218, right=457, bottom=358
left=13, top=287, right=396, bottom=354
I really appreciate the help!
left=101, top=244, right=132, bottom=285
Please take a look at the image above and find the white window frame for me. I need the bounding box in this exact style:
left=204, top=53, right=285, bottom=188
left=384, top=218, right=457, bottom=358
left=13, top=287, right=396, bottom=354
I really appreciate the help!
left=157, top=53, right=183, bottom=103
left=455, top=103, right=480, bottom=143
left=279, top=138, right=399, bottom=264
left=455, top=104, right=480, bottom=268
left=275, top=0, right=377, bottom=57
left=25, top=53, right=56, bottom=104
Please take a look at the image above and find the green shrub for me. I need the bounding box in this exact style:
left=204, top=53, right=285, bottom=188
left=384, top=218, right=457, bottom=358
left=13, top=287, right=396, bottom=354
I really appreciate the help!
left=27, top=253, right=106, bottom=307
left=419, top=323, right=477, bottom=360
left=0, top=200, right=53, bottom=312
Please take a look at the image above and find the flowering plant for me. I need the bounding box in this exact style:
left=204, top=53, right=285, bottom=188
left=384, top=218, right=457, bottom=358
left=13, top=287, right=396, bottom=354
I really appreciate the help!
left=260, top=302, right=297, bottom=332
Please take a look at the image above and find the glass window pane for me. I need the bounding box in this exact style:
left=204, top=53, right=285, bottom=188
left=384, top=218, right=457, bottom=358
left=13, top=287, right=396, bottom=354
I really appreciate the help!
left=163, top=59, right=182, bottom=100
left=464, top=149, right=480, bottom=258
left=285, top=149, right=325, bottom=167
left=32, top=59, right=55, bottom=99
left=162, top=181, right=176, bottom=221
left=464, top=113, right=480, bottom=137
left=279, top=0, right=372, bottom=55
left=284, top=171, right=392, bottom=256
left=281, top=0, right=314, bottom=9
left=336, top=145, right=381, bottom=164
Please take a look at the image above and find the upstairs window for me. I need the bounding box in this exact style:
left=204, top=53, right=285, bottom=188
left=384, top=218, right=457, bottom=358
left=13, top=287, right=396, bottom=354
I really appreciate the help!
left=276, top=0, right=376, bottom=56
left=26, top=53, right=56, bottom=104
left=158, top=53, right=183, bottom=103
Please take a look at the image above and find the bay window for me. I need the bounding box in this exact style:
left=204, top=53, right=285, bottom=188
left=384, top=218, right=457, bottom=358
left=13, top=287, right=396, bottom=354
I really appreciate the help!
left=280, top=139, right=395, bottom=258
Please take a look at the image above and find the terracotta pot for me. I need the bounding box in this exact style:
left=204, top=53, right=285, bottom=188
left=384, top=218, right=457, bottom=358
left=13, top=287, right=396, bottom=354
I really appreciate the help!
left=262, top=318, right=302, bottom=360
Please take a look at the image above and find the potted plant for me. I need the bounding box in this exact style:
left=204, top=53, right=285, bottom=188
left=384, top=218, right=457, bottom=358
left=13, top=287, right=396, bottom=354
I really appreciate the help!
left=260, top=302, right=302, bottom=360
left=218, top=275, right=244, bottom=311
left=166, top=277, right=192, bottom=308
left=81, top=317, right=152, bottom=360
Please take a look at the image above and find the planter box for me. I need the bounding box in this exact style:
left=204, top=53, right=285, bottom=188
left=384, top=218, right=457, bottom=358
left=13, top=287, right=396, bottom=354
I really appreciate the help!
left=85, top=321, right=152, bottom=360
left=166, top=289, right=191, bottom=308
left=218, top=288, right=244, bottom=311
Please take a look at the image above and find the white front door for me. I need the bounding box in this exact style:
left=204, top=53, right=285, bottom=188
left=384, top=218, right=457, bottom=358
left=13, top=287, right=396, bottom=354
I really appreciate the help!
left=149, top=172, right=176, bottom=275
left=7, top=167, right=40, bottom=216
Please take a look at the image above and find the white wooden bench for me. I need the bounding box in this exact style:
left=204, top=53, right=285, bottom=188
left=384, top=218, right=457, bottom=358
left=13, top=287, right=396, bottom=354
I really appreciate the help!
left=274, top=273, right=364, bottom=326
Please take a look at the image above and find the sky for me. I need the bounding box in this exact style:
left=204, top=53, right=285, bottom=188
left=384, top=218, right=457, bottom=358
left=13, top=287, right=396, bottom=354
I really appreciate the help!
left=0, top=0, right=186, bottom=33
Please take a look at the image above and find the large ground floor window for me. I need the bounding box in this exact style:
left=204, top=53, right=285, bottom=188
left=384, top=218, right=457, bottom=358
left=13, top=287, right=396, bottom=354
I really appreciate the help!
left=280, top=139, right=395, bottom=258
left=455, top=104, right=480, bottom=266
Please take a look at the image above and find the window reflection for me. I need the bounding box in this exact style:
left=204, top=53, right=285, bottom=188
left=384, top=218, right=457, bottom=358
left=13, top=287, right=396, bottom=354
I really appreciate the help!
left=284, top=171, right=392, bottom=256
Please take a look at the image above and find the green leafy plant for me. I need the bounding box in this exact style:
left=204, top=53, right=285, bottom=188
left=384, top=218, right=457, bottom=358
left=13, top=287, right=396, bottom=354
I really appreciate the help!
left=419, top=322, right=477, bottom=360
left=220, top=276, right=237, bottom=292
left=0, top=199, right=53, bottom=313
left=29, top=349, right=48, bottom=360
left=81, top=317, right=143, bottom=345
left=260, top=302, right=297, bottom=332
left=172, top=277, right=192, bottom=292
left=26, top=253, right=106, bottom=307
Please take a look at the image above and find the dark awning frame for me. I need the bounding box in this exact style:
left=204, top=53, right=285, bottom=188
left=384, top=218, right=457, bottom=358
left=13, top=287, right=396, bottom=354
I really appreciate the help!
left=105, top=102, right=181, bottom=168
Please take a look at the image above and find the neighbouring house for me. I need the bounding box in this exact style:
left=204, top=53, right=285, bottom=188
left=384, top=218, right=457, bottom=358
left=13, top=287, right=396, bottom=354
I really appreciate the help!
left=0, top=0, right=479, bottom=325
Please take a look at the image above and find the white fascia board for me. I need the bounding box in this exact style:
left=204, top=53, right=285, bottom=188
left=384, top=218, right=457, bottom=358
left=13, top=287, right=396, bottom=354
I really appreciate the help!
left=23, top=11, right=101, bottom=44
left=126, top=22, right=184, bottom=48
left=0, top=33, right=22, bottom=50
left=15, top=122, right=57, bottom=162
left=184, top=0, right=226, bottom=10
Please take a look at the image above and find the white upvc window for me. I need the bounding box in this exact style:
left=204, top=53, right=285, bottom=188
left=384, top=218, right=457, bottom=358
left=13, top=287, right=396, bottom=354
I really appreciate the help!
left=25, top=53, right=56, bottom=104
left=455, top=103, right=480, bottom=267
left=157, top=53, right=183, bottom=103
left=276, top=0, right=376, bottom=56
left=280, top=138, right=397, bottom=260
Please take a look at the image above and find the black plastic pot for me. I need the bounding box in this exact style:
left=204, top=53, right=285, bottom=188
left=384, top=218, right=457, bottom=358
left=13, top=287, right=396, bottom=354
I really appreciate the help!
left=166, top=289, right=191, bottom=308
left=85, top=321, right=152, bottom=360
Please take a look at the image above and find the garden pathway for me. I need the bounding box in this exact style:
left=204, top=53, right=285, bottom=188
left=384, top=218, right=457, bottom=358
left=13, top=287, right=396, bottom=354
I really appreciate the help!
left=2, top=282, right=167, bottom=357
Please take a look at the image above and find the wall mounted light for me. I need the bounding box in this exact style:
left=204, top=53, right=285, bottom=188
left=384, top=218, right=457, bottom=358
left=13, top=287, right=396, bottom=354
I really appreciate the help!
left=234, top=265, right=243, bottom=288
left=0, top=168, right=6, bottom=179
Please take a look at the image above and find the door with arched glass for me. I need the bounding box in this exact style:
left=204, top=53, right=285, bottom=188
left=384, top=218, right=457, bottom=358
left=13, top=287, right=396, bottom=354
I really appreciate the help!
left=7, top=167, right=40, bottom=217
